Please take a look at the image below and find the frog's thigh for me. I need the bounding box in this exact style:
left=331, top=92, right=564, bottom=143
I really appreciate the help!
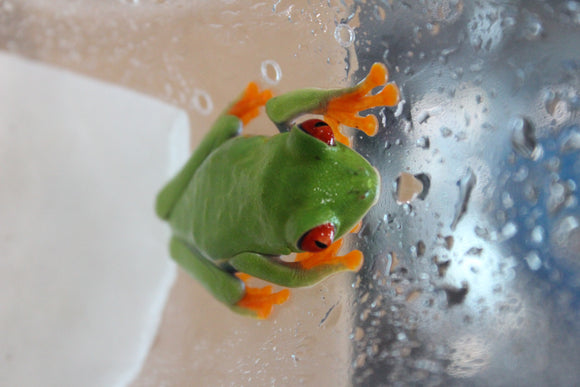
left=169, top=237, right=244, bottom=306
left=156, top=115, right=241, bottom=220
left=229, top=252, right=348, bottom=288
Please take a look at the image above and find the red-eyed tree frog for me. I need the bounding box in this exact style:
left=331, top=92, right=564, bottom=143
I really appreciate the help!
left=156, top=63, right=399, bottom=318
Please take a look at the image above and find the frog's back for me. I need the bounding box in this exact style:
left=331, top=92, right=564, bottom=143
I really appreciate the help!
left=168, top=134, right=286, bottom=260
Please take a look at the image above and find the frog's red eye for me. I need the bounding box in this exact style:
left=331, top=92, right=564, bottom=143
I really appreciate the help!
left=298, top=223, right=335, bottom=252
left=298, top=119, right=335, bottom=146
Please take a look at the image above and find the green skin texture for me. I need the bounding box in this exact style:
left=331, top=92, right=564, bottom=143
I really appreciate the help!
left=156, top=85, right=380, bottom=316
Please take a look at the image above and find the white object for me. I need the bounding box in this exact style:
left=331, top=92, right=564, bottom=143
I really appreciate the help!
left=0, top=52, right=188, bottom=386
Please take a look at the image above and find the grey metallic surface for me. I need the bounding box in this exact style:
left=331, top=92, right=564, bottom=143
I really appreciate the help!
left=348, top=2, right=580, bottom=386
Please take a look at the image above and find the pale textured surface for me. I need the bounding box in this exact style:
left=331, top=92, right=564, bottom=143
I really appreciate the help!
left=0, top=52, right=184, bottom=387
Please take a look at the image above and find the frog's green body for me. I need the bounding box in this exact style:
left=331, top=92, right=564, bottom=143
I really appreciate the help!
left=169, top=127, right=378, bottom=262
left=156, top=64, right=398, bottom=318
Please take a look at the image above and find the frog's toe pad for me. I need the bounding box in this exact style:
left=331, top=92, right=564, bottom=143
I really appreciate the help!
left=236, top=282, right=290, bottom=319
left=228, top=82, right=273, bottom=125
left=295, top=239, right=364, bottom=271
left=324, top=63, right=400, bottom=142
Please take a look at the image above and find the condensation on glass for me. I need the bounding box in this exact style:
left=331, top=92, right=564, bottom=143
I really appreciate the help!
left=349, top=1, right=580, bottom=386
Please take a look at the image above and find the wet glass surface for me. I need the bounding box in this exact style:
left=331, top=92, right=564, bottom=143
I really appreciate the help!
left=349, top=1, right=580, bottom=385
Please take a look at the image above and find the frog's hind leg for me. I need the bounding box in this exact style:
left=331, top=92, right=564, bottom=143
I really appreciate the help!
left=229, top=243, right=363, bottom=289
left=170, top=237, right=245, bottom=306
left=170, top=237, right=288, bottom=319
left=155, top=114, right=242, bottom=220
left=232, top=273, right=290, bottom=319
left=155, top=83, right=271, bottom=221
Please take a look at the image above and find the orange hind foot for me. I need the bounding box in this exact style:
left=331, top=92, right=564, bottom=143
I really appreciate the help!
left=234, top=273, right=290, bottom=319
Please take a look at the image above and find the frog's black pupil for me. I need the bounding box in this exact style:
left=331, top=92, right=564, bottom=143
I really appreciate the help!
left=315, top=241, right=328, bottom=249
left=314, top=121, right=328, bottom=127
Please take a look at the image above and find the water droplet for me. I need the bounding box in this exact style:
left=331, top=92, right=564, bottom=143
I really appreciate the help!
left=394, top=99, right=405, bottom=118
left=545, top=156, right=561, bottom=172
left=414, top=173, right=431, bottom=200
left=501, top=221, right=518, bottom=240
left=512, top=165, right=529, bottom=182
left=416, top=240, right=426, bottom=256
left=382, top=48, right=390, bottom=63
left=552, top=216, right=580, bottom=256
left=445, top=283, right=469, bottom=306
left=438, top=47, right=456, bottom=63
left=544, top=90, right=557, bottom=113
left=510, top=116, right=541, bottom=160
left=548, top=180, right=570, bottom=213
left=451, top=168, right=477, bottom=230
left=440, top=127, right=452, bottom=137
left=440, top=235, right=454, bottom=250
left=396, top=173, right=429, bottom=203
left=386, top=251, right=399, bottom=274
left=260, top=60, right=282, bottom=85
left=567, top=1, right=580, bottom=12
left=434, top=256, right=451, bottom=277
left=531, top=226, right=545, bottom=244
left=566, top=1, right=580, bottom=24
left=560, top=126, right=580, bottom=153
left=353, top=326, right=365, bottom=341
left=524, top=183, right=539, bottom=204
left=378, top=108, right=387, bottom=127
left=466, top=247, right=483, bottom=256
left=334, top=24, right=355, bottom=48
left=416, top=136, right=430, bottom=149
left=469, top=59, right=485, bottom=72
left=524, top=251, right=542, bottom=271
left=191, top=88, right=213, bottom=116
left=373, top=4, right=386, bottom=20
left=544, top=90, right=571, bottom=122
left=520, top=11, right=543, bottom=40
left=474, top=225, right=498, bottom=241
left=502, top=192, right=514, bottom=209
left=417, top=110, right=430, bottom=124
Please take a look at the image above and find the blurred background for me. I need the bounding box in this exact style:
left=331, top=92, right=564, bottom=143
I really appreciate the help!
left=1, top=1, right=580, bottom=386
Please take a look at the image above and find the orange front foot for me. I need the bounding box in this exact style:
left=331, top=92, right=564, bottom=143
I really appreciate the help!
left=228, top=82, right=273, bottom=125
left=323, top=63, right=400, bottom=145
left=234, top=273, right=290, bottom=319
left=294, top=239, right=364, bottom=271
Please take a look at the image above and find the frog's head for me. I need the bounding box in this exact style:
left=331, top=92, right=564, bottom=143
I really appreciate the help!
left=265, top=119, right=380, bottom=253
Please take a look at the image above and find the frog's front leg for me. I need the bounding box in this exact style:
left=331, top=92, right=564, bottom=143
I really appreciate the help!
left=170, top=237, right=288, bottom=319
left=229, top=241, right=363, bottom=289
left=265, top=63, right=399, bottom=145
